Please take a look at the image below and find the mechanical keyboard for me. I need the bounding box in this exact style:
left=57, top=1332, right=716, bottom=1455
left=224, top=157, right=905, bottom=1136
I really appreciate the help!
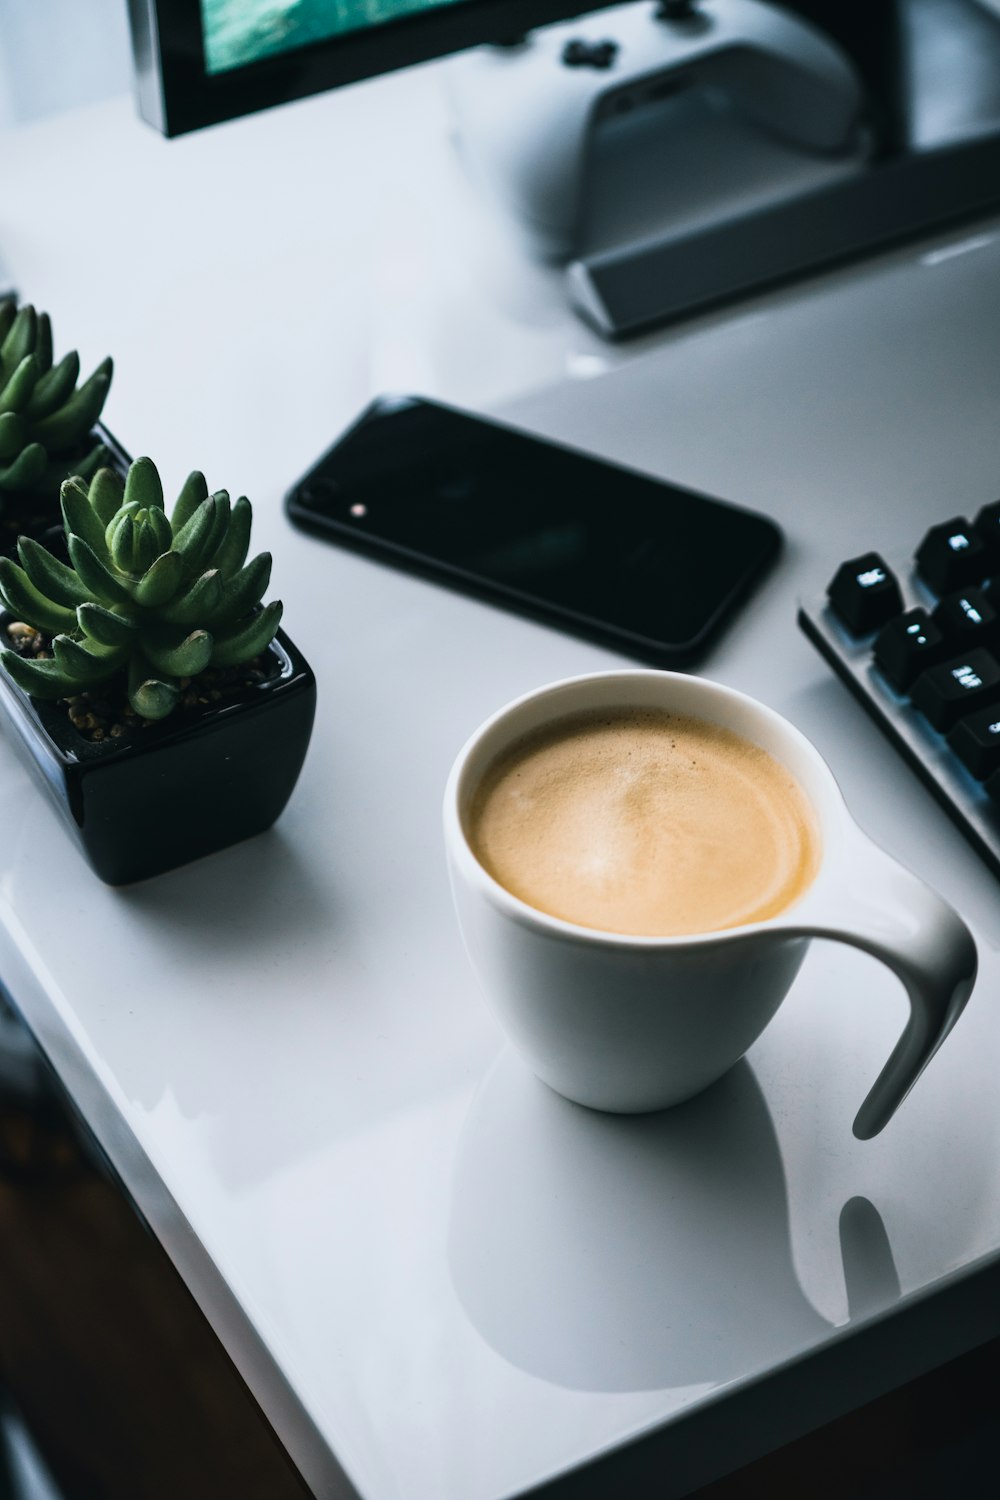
left=798, top=505, right=1000, bottom=879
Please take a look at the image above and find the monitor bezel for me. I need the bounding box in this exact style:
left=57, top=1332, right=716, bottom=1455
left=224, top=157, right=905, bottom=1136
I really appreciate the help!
left=128, top=0, right=617, bottom=137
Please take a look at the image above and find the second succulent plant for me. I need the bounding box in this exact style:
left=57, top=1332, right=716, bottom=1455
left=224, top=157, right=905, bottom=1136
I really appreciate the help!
left=0, top=300, right=112, bottom=501
left=0, top=456, right=282, bottom=721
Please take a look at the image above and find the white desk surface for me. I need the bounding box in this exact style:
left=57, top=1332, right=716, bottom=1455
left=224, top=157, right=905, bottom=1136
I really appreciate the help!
left=2, top=64, right=1000, bottom=1500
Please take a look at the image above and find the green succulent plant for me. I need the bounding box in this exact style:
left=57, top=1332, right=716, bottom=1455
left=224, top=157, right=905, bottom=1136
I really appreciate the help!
left=0, top=456, right=283, bottom=721
left=0, top=299, right=112, bottom=500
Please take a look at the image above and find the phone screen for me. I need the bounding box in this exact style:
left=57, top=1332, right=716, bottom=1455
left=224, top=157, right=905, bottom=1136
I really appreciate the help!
left=285, top=396, right=781, bottom=665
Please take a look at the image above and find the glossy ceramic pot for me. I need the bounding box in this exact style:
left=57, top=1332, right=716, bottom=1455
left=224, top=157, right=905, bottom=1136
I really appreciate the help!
left=0, top=625, right=316, bottom=884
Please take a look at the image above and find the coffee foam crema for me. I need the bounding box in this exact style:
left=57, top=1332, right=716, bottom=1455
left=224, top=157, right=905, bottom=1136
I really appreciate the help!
left=467, top=708, right=820, bottom=937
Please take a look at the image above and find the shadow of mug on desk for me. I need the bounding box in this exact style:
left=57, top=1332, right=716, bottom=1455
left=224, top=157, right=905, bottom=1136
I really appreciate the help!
left=443, top=671, right=977, bottom=1139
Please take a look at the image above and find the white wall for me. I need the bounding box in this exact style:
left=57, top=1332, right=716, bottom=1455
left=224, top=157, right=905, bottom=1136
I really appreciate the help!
left=0, top=0, right=132, bottom=126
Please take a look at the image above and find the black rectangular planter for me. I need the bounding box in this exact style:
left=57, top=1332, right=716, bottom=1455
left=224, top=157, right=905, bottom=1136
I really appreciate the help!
left=0, top=625, right=317, bottom=884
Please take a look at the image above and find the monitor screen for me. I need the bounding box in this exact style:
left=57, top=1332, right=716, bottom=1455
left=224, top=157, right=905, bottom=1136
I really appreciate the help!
left=203, top=2, right=469, bottom=77
left=127, top=0, right=613, bottom=135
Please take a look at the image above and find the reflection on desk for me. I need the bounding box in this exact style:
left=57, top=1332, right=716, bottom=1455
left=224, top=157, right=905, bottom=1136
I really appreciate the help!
left=452, top=1054, right=855, bottom=1392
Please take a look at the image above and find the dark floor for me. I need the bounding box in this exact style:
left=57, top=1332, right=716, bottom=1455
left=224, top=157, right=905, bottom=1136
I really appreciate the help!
left=0, top=992, right=311, bottom=1500
left=692, top=1342, right=1000, bottom=1499
left=1, top=990, right=997, bottom=1500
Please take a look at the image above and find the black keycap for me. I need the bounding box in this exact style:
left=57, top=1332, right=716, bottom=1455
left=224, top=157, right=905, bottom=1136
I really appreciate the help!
left=911, top=648, right=1000, bottom=731
left=972, top=499, right=1000, bottom=565
left=827, top=552, right=903, bottom=635
left=947, top=702, right=1000, bottom=779
left=873, top=608, right=947, bottom=693
left=931, top=586, right=999, bottom=650
left=915, top=517, right=988, bottom=594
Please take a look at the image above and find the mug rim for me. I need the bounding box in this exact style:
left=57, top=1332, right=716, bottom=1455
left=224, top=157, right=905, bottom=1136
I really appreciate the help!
left=443, top=668, right=845, bottom=950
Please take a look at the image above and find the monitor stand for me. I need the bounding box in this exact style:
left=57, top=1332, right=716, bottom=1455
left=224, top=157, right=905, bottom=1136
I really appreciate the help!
left=447, top=0, right=1000, bottom=338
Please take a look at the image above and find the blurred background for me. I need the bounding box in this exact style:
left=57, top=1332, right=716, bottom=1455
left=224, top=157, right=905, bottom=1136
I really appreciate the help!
left=0, top=0, right=131, bottom=128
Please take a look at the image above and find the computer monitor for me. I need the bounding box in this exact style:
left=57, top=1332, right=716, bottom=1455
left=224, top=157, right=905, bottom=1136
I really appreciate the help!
left=126, top=0, right=613, bottom=136
left=127, top=2, right=1000, bottom=336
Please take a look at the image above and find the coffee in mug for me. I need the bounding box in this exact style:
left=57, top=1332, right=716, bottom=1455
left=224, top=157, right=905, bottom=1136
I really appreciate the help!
left=466, top=707, right=819, bottom=938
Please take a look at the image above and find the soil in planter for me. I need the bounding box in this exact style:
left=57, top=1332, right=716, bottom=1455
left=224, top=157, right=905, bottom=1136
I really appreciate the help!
left=4, top=622, right=274, bottom=744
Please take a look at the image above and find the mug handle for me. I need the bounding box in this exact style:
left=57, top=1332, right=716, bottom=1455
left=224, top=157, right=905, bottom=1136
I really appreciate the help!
left=786, top=833, right=977, bottom=1140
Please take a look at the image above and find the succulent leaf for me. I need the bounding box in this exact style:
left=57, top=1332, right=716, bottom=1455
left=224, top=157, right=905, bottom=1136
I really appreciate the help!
left=107, top=512, right=134, bottom=572
left=162, top=568, right=223, bottom=626
left=0, top=557, right=78, bottom=635
left=35, top=312, right=53, bottom=375
left=171, top=471, right=209, bottom=533
left=76, top=602, right=137, bottom=648
left=202, top=492, right=232, bottom=568
left=210, top=601, right=282, bottom=668
left=0, top=413, right=28, bottom=462
left=52, top=633, right=127, bottom=682
left=1, top=457, right=282, bottom=721
left=143, top=629, right=213, bottom=679
left=87, top=466, right=125, bottom=527
left=0, top=306, right=36, bottom=375
left=31, top=361, right=112, bottom=453
left=17, top=537, right=92, bottom=609
left=128, top=654, right=179, bottom=721
left=0, top=355, right=39, bottom=417
left=107, top=503, right=172, bottom=577
left=0, top=444, right=47, bottom=491
left=67, top=534, right=131, bottom=604
left=0, top=649, right=82, bottom=701
left=25, top=351, right=80, bottom=422
left=123, top=455, right=165, bottom=512
left=62, top=475, right=112, bottom=559
left=206, top=552, right=272, bottom=628
left=171, top=494, right=214, bottom=562
left=174, top=492, right=230, bottom=578
left=212, top=496, right=253, bottom=579
left=0, top=302, right=16, bottom=345
left=134, top=549, right=183, bottom=608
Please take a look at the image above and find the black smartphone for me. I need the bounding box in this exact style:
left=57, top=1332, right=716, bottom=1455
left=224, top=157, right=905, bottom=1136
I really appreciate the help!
left=284, top=396, right=782, bottom=666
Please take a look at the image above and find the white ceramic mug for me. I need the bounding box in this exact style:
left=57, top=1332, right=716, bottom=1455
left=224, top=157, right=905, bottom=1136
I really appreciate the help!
left=443, top=671, right=977, bottom=1139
